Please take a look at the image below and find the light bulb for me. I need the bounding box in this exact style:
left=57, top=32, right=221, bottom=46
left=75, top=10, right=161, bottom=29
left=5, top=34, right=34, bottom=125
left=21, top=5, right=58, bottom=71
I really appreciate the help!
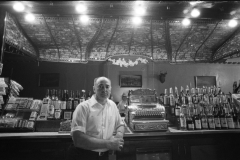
left=13, top=2, right=25, bottom=12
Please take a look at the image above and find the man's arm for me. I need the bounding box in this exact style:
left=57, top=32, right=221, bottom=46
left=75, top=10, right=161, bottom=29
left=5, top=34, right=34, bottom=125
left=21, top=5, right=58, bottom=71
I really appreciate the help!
left=114, top=125, right=125, bottom=138
left=72, top=130, right=124, bottom=151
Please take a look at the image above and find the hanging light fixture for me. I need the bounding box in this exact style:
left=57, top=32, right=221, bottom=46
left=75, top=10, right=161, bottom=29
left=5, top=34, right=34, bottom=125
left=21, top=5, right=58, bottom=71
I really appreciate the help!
left=13, top=2, right=25, bottom=12
left=228, top=19, right=238, bottom=28
left=76, top=2, right=87, bottom=13
left=191, top=8, right=200, bottom=17
left=182, top=18, right=191, bottom=26
left=25, top=13, right=35, bottom=22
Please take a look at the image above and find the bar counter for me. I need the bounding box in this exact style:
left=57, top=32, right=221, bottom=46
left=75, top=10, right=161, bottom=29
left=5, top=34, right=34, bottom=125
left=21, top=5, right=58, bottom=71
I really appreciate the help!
left=1, top=128, right=240, bottom=160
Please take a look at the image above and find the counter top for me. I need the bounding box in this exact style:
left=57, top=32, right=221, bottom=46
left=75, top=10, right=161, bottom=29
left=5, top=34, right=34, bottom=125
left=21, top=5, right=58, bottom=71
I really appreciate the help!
left=1, top=127, right=240, bottom=139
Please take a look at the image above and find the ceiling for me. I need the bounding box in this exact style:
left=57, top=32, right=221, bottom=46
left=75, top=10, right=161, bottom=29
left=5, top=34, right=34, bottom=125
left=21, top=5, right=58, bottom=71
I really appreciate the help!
left=2, top=1, right=240, bottom=64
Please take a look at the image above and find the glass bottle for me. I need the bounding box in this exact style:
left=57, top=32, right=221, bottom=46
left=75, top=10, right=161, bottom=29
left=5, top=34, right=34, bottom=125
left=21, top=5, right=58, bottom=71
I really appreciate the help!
left=214, top=105, right=221, bottom=129
left=169, top=87, right=175, bottom=116
left=220, top=105, right=228, bottom=129
left=186, top=109, right=194, bottom=130
left=200, top=108, right=208, bottom=130
left=226, top=104, right=234, bottom=129
left=67, top=90, right=73, bottom=110
left=180, top=113, right=187, bottom=131
left=164, top=89, right=169, bottom=106
left=207, top=107, right=215, bottom=130
left=61, top=90, right=67, bottom=110
left=73, top=91, right=79, bottom=110
left=193, top=107, right=201, bottom=130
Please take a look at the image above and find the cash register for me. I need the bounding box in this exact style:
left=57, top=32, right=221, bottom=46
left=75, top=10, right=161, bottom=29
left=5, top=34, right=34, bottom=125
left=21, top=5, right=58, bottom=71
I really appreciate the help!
left=125, top=88, right=168, bottom=132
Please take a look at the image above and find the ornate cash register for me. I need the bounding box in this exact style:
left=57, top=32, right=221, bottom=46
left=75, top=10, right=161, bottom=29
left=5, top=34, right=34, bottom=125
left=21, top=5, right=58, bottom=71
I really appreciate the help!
left=125, top=88, right=169, bottom=132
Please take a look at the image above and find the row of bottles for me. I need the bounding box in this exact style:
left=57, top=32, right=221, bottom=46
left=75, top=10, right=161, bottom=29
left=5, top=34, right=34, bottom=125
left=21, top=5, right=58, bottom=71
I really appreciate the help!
left=176, top=101, right=240, bottom=131
left=160, top=85, right=240, bottom=130
left=43, top=89, right=92, bottom=120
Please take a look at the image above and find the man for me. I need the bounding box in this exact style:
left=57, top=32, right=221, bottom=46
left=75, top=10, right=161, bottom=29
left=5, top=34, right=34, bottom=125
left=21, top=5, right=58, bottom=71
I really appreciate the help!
left=117, top=92, right=128, bottom=117
left=67, top=77, right=125, bottom=160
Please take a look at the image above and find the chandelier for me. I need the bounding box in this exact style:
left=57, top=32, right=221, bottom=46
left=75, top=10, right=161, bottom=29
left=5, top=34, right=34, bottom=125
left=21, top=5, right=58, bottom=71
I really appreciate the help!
left=108, top=57, right=148, bottom=67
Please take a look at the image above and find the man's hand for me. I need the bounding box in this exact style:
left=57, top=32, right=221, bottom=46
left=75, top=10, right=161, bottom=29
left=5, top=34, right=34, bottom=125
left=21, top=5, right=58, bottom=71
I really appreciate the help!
left=107, top=136, right=124, bottom=151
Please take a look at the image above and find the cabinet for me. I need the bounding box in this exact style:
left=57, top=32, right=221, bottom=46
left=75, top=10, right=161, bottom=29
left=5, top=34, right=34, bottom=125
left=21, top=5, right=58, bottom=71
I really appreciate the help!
left=172, top=133, right=240, bottom=160
left=0, top=132, right=240, bottom=160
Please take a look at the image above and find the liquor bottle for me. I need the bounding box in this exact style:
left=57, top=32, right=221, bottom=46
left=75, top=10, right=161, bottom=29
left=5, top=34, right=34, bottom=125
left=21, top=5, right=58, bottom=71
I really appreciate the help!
left=174, top=86, right=179, bottom=106
left=169, top=87, right=175, bottom=116
left=67, top=90, right=73, bottom=110
left=43, top=89, right=51, bottom=104
left=185, top=85, right=190, bottom=105
left=233, top=105, right=240, bottom=129
left=219, top=105, right=228, bottom=129
left=73, top=91, right=79, bottom=110
left=226, top=104, right=235, bottom=129
left=200, top=108, right=208, bottom=130
left=193, top=107, right=202, bottom=130
left=51, top=89, right=55, bottom=101
left=87, top=91, right=92, bottom=100
left=175, top=102, right=181, bottom=117
left=207, top=108, right=215, bottom=130
left=164, top=89, right=169, bottom=106
left=213, top=105, right=221, bottom=129
left=61, top=90, right=67, bottom=110
left=186, top=109, right=194, bottom=130
left=192, top=88, right=198, bottom=104
left=180, top=86, right=185, bottom=105
left=180, top=113, right=187, bottom=131
left=80, top=90, right=86, bottom=103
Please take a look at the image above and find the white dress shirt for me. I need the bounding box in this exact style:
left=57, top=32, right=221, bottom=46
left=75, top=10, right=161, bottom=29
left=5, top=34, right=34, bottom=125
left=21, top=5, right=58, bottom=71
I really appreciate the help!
left=71, top=95, right=124, bottom=152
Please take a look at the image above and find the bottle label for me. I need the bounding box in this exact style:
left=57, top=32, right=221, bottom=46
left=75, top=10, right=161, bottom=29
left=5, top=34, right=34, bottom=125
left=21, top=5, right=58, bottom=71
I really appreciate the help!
left=227, top=118, right=235, bottom=129
left=188, top=123, right=194, bottom=130
left=55, top=110, right=61, bottom=119
left=214, top=118, right=221, bottom=128
left=175, top=108, right=180, bottom=116
left=234, top=121, right=240, bottom=129
left=170, top=96, right=175, bottom=106
left=208, top=118, right=215, bottom=129
left=220, top=118, right=228, bottom=128
left=74, top=101, right=78, bottom=109
left=201, top=118, right=208, bottom=129
left=180, top=117, right=187, bottom=128
left=61, top=101, right=66, bottom=110
left=195, top=120, right=201, bottom=129
left=48, top=105, right=54, bottom=116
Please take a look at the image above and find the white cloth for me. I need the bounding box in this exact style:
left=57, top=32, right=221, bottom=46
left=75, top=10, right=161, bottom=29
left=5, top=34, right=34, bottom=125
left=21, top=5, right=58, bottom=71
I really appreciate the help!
left=71, top=95, right=124, bottom=152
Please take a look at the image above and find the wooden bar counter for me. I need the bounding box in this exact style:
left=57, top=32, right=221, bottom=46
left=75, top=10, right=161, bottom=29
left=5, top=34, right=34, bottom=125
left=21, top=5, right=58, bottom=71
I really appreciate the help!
left=0, top=127, right=240, bottom=160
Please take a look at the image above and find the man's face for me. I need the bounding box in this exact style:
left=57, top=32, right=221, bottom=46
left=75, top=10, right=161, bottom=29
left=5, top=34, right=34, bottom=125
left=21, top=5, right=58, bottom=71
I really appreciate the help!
left=94, top=78, right=111, bottom=100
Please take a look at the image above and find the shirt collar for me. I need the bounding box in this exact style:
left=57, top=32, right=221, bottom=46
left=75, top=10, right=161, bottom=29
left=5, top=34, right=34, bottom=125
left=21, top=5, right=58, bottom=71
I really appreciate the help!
left=89, top=94, right=110, bottom=107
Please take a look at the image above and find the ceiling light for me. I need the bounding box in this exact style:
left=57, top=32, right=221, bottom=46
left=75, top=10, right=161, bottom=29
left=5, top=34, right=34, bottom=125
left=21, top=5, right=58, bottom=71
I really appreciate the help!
left=132, top=17, right=142, bottom=25
left=135, top=1, right=144, bottom=6
left=191, top=8, right=200, bottom=17
left=25, top=13, right=35, bottom=22
left=228, top=19, right=238, bottom=28
left=76, top=3, right=87, bottom=13
left=80, top=15, right=89, bottom=23
left=13, top=2, right=25, bottom=12
left=134, top=6, right=146, bottom=16
left=189, top=1, right=203, bottom=6
left=182, top=18, right=191, bottom=26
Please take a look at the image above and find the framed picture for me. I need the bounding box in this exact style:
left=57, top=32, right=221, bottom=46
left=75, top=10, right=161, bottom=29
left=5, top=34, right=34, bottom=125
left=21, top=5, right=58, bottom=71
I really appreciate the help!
left=63, top=111, right=72, bottom=120
left=119, top=75, right=142, bottom=87
left=195, top=76, right=216, bottom=88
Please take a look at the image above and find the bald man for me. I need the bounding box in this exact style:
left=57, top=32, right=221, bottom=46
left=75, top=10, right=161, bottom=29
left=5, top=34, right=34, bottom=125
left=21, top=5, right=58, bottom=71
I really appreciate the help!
left=67, top=77, right=125, bottom=160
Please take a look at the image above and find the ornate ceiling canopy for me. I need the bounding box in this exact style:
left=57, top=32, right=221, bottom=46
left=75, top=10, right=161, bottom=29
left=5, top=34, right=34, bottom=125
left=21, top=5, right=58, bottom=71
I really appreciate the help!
left=2, top=1, right=240, bottom=64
